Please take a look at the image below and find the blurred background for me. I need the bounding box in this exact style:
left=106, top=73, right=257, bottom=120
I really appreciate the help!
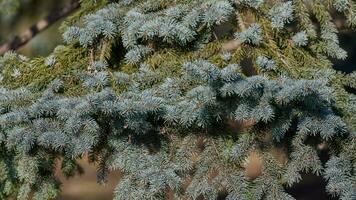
left=0, top=0, right=354, bottom=199
left=0, top=0, right=68, bottom=56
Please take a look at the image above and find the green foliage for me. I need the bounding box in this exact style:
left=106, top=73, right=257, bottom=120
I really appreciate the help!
left=0, top=0, right=20, bottom=15
left=0, top=0, right=355, bottom=199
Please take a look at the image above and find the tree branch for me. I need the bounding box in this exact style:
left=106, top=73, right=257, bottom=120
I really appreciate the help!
left=0, top=0, right=80, bottom=56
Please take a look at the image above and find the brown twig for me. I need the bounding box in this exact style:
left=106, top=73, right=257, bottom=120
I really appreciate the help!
left=0, top=0, right=80, bottom=56
left=221, top=10, right=246, bottom=51
left=235, top=10, right=246, bottom=31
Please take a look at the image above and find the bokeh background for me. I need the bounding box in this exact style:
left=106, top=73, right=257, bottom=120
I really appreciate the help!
left=0, top=0, right=354, bottom=199
left=0, top=0, right=68, bottom=56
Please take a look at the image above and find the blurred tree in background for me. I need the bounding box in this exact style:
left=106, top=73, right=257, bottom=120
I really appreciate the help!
left=0, top=0, right=71, bottom=56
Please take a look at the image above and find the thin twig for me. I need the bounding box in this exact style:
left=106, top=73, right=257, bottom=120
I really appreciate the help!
left=88, top=48, right=94, bottom=71
left=0, top=0, right=80, bottom=56
left=99, top=41, right=109, bottom=63
left=221, top=10, right=246, bottom=51
left=235, top=10, right=246, bottom=31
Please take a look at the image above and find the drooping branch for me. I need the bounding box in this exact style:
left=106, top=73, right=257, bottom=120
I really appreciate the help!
left=0, top=0, right=80, bottom=56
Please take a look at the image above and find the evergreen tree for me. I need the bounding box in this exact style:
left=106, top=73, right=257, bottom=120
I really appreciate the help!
left=0, top=0, right=355, bottom=199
